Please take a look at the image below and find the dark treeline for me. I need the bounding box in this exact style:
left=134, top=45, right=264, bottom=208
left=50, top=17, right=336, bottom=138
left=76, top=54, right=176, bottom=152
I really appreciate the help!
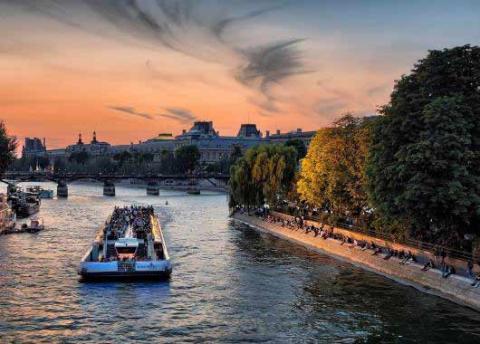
left=10, top=145, right=205, bottom=175
left=230, top=45, right=480, bottom=253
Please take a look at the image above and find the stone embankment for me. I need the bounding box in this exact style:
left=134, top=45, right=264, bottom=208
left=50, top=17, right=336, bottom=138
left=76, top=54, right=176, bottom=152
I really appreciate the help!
left=232, top=212, right=480, bottom=311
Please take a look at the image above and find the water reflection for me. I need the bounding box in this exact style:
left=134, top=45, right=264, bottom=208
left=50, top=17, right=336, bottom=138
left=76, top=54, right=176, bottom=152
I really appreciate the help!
left=1, top=182, right=480, bottom=343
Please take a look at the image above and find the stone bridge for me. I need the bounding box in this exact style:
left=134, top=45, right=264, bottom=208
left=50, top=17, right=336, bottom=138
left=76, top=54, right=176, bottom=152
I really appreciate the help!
left=2, top=171, right=229, bottom=197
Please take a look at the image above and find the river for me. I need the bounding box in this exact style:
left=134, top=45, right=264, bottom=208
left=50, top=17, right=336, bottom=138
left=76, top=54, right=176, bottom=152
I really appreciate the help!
left=1, top=182, right=480, bottom=343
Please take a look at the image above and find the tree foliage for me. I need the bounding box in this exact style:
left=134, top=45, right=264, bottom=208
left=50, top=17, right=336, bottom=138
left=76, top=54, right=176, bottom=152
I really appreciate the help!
left=229, top=144, right=297, bottom=207
left=297, top=114, right=374, bottom=222
left=285, top=139, right=307, bottom=161
left=0, top=121, right=17, bottom=175
left=367, top=45, right=480, bottom=243
left=175, top=145, right=200, bottom=173
left=68, top=150, right=90, bottom=165
left=206, top=145, right=243, bottom=174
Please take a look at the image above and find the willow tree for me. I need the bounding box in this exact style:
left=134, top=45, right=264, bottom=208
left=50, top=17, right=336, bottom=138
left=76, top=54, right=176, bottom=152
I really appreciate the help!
left=297, top=114, right=374, bottom=222
left=367, top=45, right=480, bottom=243
left=229, top=144, right=297, bottom=207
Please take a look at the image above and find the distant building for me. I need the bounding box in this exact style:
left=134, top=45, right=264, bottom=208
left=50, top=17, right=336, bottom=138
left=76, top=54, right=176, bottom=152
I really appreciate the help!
left=266, top=128, right=316, bottom=147
left=22, top=137, right=46, bottom=159
left=237, top=124, right=262, bottom=138
left=39, top=121, right=316, bottom=166
left=66, top=132, right=111, bottom=157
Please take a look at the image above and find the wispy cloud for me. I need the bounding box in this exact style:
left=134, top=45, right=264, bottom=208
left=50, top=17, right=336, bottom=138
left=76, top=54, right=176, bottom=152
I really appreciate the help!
left=212, top=4, right=285, bottom=41
left=5, top=1, right=305, bottom=116
left=236, top=39, right=307, bottom=113
left=109, top=106, right=154, bottom=120
left=158, top=107, right=197, bottom=124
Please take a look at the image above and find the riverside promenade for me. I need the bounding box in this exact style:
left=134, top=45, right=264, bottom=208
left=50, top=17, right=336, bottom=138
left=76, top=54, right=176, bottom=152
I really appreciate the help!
left=232, top=211, right=480, bottom=311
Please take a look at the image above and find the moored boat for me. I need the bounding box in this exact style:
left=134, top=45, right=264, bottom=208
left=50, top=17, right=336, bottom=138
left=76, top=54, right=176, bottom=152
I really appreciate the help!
left=21, top=217, right=45, bottom=233
left=26, top=186, right=54, bottom=199
left=0, top=194, right=16, bottom=234
left=78, top=205, right=172, bottom=281
left=8, top=187, right=41, bottom=219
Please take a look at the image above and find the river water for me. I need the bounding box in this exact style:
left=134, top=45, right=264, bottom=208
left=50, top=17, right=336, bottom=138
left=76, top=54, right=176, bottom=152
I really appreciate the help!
left=1, top=182, right=480, bottom=343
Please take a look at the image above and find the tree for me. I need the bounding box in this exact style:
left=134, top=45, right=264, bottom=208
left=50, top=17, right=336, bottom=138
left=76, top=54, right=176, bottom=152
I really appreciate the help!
left=159, top=150, right=176, bottom=174
left=297, top=114, right=375, bottom=223
left=366, top=45, right=480, bottom=243
left=53, top=156, right=66, bottom=173
left=113, top=151, right=132, bottom=166
left=175, top=145, right=200, bottom=173
left=285, top=139, right=307, bottom=161
left=68, top=150, right=90, bottom=165
left=0, top=121, right=17, bottom=175
left=205, top=146, right=244, bottom=174
left=230, top=144, right=297, bottom=207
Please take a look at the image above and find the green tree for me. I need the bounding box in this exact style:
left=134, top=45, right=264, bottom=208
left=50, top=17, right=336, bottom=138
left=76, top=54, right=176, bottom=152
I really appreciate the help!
left=285, top=139, right=307, bottom=161
left=53, top=156, right=67, bottom=173
left=297, top=114, right=374, bottom=223
left=159, top=150, right=175, bottom=174
left=0, top=121, right=17, bottom=175
left=113, top=151, right=132, bottom=166
left=367, top=45, right=480, bottom=243
left=175, top=145, right=200, bottom=173
left=68, top=150, right=90, bottom=165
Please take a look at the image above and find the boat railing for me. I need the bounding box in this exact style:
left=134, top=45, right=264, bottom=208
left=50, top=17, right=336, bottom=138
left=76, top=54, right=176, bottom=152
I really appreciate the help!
left=151, top=215, right=169, bottom=261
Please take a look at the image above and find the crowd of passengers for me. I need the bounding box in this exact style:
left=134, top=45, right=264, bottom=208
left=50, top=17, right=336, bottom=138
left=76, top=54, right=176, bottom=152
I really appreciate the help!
left=98, top=206, right=155, bottom=262
left=104, top=205, right=154, bottom=241
left=235, top=206, right=480, bottom=287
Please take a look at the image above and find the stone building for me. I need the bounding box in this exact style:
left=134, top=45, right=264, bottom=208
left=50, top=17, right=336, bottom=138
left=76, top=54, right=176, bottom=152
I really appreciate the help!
left=22, top=137, right=47, bottom=158
left=39, top=121, right=316, bottom=165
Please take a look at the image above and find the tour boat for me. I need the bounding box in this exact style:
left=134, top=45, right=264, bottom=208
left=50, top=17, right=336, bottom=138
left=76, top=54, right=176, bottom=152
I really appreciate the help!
left=78, top=206, right=172, bottom=281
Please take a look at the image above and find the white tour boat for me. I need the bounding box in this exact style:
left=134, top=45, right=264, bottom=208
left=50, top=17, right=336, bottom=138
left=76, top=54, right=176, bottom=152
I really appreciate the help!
left=79, top=205, right=172, bottom=281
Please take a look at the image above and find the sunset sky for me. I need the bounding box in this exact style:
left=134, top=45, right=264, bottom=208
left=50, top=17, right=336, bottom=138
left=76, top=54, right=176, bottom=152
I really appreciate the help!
left=1, top=0, right=479, bottom=150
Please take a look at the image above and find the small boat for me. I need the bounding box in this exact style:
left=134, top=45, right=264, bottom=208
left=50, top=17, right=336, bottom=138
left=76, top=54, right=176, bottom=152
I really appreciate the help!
left=78, top=205, right=172, bottom=281
left=21, top=217, right=44, bottom=233
left=8, top=191, right=41, bottom=219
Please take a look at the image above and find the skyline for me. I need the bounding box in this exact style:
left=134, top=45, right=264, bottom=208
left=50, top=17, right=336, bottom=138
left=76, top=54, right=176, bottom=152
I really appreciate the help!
left=1, top=0, right=480, bottom=149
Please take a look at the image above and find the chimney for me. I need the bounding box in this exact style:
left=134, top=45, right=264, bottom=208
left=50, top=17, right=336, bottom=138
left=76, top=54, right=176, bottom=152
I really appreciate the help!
left=276, top=129, right=281, bottom=135
left=266, top=130, right=270, bottom=138
left=297, top=128, right=302, bottom=133
left=182, top=129, right=186, bottom=134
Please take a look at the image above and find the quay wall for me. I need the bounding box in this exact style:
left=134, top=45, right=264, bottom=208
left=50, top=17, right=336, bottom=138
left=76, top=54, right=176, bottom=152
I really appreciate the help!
left=232, top=212, right=480, bottom=312
left=269, top=211, right=475, bottom=277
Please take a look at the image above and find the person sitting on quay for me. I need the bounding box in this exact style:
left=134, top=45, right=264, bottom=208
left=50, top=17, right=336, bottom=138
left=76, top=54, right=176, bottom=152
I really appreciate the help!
left=442, top=265, right=455, bottom=278
left=383, top=248, right=394, bottom=260
left=421, top=259, right=435, bottom=271
left=467, top=260, right=475, bottom=280
left=471, top=273, right=480, bottom=287
left=400, top=251, right=416, bottom=265
left=372, top=245, right=382, bottom=256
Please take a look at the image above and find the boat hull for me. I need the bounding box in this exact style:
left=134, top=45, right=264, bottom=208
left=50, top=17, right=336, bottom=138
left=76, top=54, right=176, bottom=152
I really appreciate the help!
left=14, top=204, right=40, bottom=219
left=79, top=270, right=171, bottom=281
left=79, top=260, right=172, bottom=281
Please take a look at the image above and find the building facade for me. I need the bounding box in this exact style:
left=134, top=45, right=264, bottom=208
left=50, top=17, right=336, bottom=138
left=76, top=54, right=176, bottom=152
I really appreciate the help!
left=37, top=121, right=316, bottom=165
left=22, top=137, right=47, bottom=159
